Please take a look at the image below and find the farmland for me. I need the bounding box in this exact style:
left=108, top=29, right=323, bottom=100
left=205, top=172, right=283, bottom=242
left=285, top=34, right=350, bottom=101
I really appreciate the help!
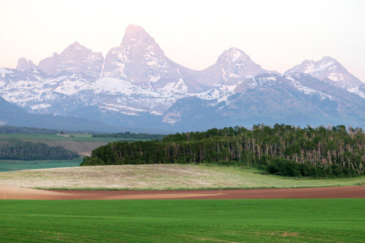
left=0, top=133, right=142, bottom=161
left=0, top=199, right=364, bottom=242
left=1, top=164, right=365, bottom=190
left=0, top=133, right=131, bottom=143
left=0, top=158, right=82, bottom=172
left=1, top=129, right=365, bottom=243
left=0, top=133, right=104, bottom=171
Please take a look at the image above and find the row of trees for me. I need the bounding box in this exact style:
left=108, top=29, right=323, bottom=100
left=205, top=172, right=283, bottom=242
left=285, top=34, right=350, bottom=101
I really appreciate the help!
left=92, top=131, right=164, bottom=140
left=0, top=142, right=79, bottom=160
left=81, top=124, right=365, bottom=177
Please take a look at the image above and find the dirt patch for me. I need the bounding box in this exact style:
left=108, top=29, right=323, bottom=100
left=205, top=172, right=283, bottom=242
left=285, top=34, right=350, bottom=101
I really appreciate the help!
left=1, top=185, right=365, bottom=200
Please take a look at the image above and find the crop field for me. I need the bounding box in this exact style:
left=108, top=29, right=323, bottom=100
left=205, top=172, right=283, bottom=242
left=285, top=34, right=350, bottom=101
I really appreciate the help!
left=0, top=133, right=149, bottom=156
left=0, top=158, right=82, bottom=172
left=0, top=133, right=137, bottom=156
left=0, top=199, right=364, bottom=242
left=1, top=164, right=365, bottom=189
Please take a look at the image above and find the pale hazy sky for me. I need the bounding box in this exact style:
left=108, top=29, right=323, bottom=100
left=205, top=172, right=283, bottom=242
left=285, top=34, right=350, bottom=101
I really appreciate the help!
left=1, top=0, right=365, bottom=80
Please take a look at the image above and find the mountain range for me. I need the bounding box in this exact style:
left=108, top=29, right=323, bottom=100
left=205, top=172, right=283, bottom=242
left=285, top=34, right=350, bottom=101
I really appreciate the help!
left=1, top=24, right=364, bottom=132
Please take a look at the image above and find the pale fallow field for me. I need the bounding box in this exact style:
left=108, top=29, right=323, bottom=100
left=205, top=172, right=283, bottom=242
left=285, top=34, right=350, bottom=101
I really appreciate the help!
left=1, top=164, right=365, bottom=190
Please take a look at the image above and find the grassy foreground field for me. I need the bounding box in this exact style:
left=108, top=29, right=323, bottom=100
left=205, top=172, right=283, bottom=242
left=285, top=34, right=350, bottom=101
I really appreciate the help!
left=1, top=164, right=365, bottom=189
left=0, top=199, right=364, bottom=242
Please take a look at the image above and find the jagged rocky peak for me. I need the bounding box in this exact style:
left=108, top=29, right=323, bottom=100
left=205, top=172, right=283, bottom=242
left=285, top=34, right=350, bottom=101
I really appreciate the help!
left=37, top=53, right=60, bottom=76
left=219, top=47, right=249, bottom=63
left=16, top=57, right=36, bottom=71
left=286, top=56, right=363, bottom=87
left=123, top=24, right=157, bottom=44
left=119, top=24, right=166, bottom=65
left=196, top=47, right=266, bottom=86
left=102, top=24, right=188, bottom=83
left=37, top=42, right=104, bottom=78
left=125, top=24, right=145, bottom=32
left=62, top=41, right=89, bottom=54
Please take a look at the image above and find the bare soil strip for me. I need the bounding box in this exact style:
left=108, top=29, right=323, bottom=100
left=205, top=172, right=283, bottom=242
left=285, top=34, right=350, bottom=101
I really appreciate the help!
left=1, top=184, right=365, bottom=200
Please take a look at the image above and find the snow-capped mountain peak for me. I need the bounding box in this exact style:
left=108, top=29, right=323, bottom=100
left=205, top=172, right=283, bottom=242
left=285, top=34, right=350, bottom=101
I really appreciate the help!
left=36, top=42, right=104, bottom=78
left=286, top=56, right=362, bottom=87
left=195, top=47, right=267, bottom=86
left=221, top=47, right=249, bottom=63
left=101, top=24, right=194, bottom=85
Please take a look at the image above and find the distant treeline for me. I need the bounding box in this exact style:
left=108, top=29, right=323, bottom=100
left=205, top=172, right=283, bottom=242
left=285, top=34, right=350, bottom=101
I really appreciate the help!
left=92, top=131, right=164, bottom=140
left=81, top=124, right=365, bottom=178
left=0, top=125, right=97, bottom=134
left=0, top=142, right=79, bottom=160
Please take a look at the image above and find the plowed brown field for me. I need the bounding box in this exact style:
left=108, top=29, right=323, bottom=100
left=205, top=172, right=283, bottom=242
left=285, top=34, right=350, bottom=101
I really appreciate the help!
left=1, top=184, right=365, bottom=200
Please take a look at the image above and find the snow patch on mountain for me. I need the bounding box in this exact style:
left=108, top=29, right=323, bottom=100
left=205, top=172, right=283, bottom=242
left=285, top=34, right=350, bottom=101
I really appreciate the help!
left=286, top=57, right=362, bottom=87
left=0, top=68, right=13, bottom=74
left=230, top=48, right=245, bottom=62
left=286, top=75, right=333, bottom=100
left=158, top=79, right=188, bottom=94
left=53, top=77, right=90, bottom=96
left=347, top=86, right=365, bottom=99
left=303, top=61, right=334, bottom=73
left=149, top=76, right=160, bottom=82
left=328, top=72, right=344, bottom=82
left=30, top=104, right=51, bottom=110
left=248, top=76, right=279, bottom=89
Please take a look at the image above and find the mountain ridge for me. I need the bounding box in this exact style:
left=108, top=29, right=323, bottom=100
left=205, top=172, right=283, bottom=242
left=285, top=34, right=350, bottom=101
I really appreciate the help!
left=16, top=24, right=363, bottom=87
left=2, top=24, right=364, bottom=132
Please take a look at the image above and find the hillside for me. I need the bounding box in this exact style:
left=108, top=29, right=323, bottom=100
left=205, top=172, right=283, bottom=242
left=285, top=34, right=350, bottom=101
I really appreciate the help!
left=0, top=96, right=125, bottom=132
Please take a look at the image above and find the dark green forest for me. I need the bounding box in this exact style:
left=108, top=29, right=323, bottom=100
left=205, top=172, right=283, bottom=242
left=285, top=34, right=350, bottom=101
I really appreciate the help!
left=92, top=131, right=164, bottom=140
left=81, top=124, right=365, bottom=177
left=0, top=142, right=79, bottom=160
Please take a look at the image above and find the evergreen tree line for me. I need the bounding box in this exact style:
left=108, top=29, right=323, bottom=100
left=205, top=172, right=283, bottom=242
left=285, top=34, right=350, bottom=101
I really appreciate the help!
left=0, top=142, right=79, bottom=160
left=92, top=131, right=164, bottom=140
left=81, top=124, right=365, bottom=177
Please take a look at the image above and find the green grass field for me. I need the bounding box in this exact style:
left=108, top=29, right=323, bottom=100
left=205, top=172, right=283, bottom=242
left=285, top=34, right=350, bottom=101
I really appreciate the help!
left=0, top=158, right=82, bottom=172
left=0, top=199, right=364, bottom=242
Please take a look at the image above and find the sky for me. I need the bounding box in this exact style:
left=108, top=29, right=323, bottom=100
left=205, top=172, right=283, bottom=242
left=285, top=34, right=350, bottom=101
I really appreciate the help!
left=1, top=0, right=365, bottom=80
